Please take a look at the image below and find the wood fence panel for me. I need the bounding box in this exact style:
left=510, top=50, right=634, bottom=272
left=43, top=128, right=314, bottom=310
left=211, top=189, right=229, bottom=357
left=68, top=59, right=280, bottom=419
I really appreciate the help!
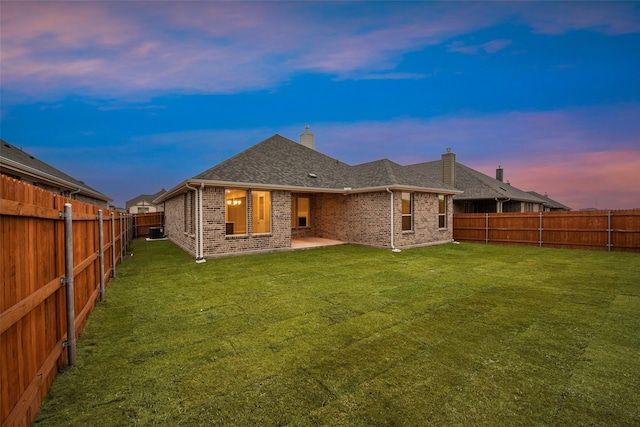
left=452, top=214, right=486, bottom=243
left=611, top=210, right=640, bottom=251
left=454, top=210, right=640, bottom=252
left=1, top=175, right=133, bottom=427
left=133, top=212, right=164, bottom=238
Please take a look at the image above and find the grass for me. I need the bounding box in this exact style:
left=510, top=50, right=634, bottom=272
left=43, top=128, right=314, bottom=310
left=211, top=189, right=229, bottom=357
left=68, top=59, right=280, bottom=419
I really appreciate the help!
left=34, top=240, right=639, bottom=426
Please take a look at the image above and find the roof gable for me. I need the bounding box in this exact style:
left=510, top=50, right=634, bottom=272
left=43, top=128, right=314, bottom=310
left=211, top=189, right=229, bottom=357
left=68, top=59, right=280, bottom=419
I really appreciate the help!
left=126, top=189, right=167, bottom=209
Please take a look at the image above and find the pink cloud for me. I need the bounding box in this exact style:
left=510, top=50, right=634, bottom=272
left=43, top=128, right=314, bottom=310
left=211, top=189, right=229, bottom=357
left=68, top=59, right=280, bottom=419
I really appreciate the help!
left=2, top=2, right=638, bottom=99
left=473, top=151, right=640, bottom=210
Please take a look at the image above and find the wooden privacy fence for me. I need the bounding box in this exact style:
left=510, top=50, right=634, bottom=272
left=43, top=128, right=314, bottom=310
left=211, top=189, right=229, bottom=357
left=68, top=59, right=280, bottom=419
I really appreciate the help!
left=0, top=175, right=133, bottom=427
left=133, top=211, right=164, bottom=238
left=453, top=210, right=640, bottom=252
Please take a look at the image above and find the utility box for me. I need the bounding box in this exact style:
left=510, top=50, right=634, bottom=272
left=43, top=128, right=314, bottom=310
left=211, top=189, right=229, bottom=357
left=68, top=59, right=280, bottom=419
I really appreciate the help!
left=149, top=227, right=163, bottom=239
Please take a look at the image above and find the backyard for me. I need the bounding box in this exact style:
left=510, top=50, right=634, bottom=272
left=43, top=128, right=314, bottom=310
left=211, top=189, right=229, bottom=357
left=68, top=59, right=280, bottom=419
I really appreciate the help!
left=34, top=240, right=639, bottom=426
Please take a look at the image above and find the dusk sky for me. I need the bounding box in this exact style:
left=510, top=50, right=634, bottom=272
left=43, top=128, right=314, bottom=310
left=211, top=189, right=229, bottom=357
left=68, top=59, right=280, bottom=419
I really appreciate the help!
left=1, top=1, right=639, bottom=210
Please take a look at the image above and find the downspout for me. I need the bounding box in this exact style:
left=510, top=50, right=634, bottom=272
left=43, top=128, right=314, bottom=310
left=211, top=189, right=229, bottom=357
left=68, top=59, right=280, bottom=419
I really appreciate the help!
left=386, top=188, right=401, bottom=252
left=196, top=183, right=206, bottom=263
left=69, top=187, right=81, bottom=200
left=494, top=197, right=510, bottom=213
left=185, top=183, right=201, bottom=261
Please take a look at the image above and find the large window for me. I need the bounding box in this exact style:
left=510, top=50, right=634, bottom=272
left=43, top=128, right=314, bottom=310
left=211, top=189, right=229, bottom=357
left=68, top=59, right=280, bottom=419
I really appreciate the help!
left=252, top=191, right=271, bottom=234
left=292, top=196, right=310, bottom=228
left=402, top=192, right=413, bottom=231
left=438, top=194, right=447, bottom=229
left=225, top=189, right=247, bottom=235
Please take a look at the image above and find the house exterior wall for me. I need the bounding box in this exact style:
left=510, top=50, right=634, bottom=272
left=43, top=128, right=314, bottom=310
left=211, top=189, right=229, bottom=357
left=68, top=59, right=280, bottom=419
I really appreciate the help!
left=128, top=202, right=162, bottom=214
left=201, top=187, right=291, bottom=256
left=394, top=191, right=453, bottom=248
left=164, top=192, right=197, bottom=256
left=313, top=192, right=392, bottom=247
left=72, top=193, right=110, bottom=208
left=164, top=186, right=453, bottom=259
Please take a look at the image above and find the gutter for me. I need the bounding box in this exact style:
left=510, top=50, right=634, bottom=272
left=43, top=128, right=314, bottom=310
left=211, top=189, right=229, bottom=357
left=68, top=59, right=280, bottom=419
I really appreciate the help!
left=154, top=179, right=463, bottom=205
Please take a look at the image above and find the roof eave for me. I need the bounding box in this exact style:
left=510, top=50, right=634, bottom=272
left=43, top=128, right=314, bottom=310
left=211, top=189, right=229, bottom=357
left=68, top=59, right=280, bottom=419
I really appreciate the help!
left=155, top=179, right=463, bottom=203
left=0, top=157, right=112, bottom=202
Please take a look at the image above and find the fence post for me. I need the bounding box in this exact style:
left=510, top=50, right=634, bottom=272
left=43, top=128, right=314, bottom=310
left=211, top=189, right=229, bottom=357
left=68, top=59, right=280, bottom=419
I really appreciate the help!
left=485, top=213, right=489, bottom=244
left=63, top=203, right=77, bottom=366
left=98, top=210, right=105, bottom=302
left=608, top=210, right=612, bottom=252
left=539, top=211, right=543, bottom=248
left=120, top=214, right=124, bottom=261
left=111, top=212, right=116, bottom=278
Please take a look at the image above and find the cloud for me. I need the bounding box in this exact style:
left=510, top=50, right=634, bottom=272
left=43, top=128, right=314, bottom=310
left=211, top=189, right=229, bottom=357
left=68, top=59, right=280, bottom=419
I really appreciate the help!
left=520, top=2, right=640, bottom=35
left=448, top=39, right=512, bottom=55
left=476, top=150, right=640, bottom=210
left=4, top=2, right=636, bottom=100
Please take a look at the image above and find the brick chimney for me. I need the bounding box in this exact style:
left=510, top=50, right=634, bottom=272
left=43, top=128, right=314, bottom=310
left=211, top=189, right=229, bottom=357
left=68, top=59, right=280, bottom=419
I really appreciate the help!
left=496, top=165, right=504, bottom=182
left=300, top=124, right=315, bottom=150
left=442, top=148, right=456, bottom=187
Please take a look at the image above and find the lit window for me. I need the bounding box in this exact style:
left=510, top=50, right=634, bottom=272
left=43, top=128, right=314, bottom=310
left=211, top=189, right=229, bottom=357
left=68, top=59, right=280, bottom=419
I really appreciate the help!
left=292, top=196, right=310, bottom=228
left=252, top=191, right=271, bottom=234
left=225, top=189, right=247, bottom=235
left=402, top=192, right=413, bottom=231
left=438, top=194, right=447, bottom=229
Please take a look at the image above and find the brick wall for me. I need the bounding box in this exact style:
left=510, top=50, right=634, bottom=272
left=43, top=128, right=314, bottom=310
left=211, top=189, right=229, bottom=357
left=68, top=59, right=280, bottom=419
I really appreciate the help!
left=200, top=187, right=291, bottom=256
left=312, top=192, right=392, bottom=247
left=395, top=192, right=453, bottom=248
left=164, top=186, right=453, bottom=258
left=164, top=192, right=197, bottom=256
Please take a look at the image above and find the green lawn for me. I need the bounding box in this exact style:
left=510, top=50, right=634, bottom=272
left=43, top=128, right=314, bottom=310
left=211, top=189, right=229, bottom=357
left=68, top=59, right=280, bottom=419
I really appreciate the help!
left=34, top=241, right=639, bottom=426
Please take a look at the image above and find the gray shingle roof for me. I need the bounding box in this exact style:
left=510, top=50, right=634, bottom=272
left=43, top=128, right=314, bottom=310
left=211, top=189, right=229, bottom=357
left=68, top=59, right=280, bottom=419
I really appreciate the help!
left=415, top=160, right=547, bottom=203
left=0, top=139, right=111, bottom=202
left=527, top=191, right=572, bottom=210
left=193, top=134, right=459, bottom=192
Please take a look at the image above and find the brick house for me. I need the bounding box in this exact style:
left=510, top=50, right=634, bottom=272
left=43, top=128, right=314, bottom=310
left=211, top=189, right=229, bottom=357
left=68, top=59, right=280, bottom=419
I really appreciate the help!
left=155, top=129, right=462, bottom=259
left=126, top=189, right=166, bottom=213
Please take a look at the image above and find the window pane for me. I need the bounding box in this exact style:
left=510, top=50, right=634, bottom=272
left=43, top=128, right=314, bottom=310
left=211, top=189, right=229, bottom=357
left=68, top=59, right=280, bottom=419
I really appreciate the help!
left=252, top=191, right=271, bottom=234
left=438, top=194, right=447, bottom=228
left=294, top=197, right=310, bottom=228
left=225, top=189, right=247, bottom=234
left=402, top=192, right=412, bottom=214
left=402, top=216, right=412, bottom=231
left=402, top=192, right=413, bottom=231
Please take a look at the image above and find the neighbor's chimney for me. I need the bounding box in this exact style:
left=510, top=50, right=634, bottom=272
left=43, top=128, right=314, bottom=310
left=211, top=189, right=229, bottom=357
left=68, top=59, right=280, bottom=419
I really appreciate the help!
left=442, top=148, right=456, bottom=187
left=300, top=124, right=315, bottom=150
left=496, top=165, right=504, bottom=182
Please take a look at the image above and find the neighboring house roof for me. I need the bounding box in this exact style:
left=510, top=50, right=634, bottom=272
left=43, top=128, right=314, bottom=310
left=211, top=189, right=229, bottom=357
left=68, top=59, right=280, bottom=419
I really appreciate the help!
left=126, top=189, right=166, bottom=209
left=0, top=139, right=111, bottom=203
left=158, top=134, right=461, bottom=202
left=416, top=160, right=547, bottom=204
left=527, top=191, right=572, bottom=210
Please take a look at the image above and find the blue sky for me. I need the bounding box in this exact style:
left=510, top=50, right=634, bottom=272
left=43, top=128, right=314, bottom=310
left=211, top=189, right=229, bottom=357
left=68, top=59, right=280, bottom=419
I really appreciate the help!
left=1, top=1, right=639, bottom=210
